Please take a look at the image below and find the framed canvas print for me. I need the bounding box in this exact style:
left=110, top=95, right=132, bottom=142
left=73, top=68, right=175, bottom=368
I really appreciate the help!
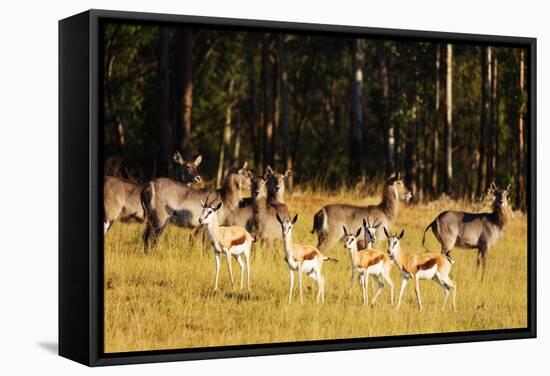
left=59, top=9, right=536, bottom=366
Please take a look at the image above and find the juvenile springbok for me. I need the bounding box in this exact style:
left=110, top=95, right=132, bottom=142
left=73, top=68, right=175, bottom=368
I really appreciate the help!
left=385, top=228, right=456, bottom=311
left=103, top=152, right=202, bottom=234
left=343, top=226, right=393, bottom=306
left=421, top=182, right=512, bottom=277
left=141, top=162, right=250, bottom=250
left=199, top=193, right=254, bottom=291
left=276, top=213, right=337, bottom=303
left=311, top=172, right=412, bottom=253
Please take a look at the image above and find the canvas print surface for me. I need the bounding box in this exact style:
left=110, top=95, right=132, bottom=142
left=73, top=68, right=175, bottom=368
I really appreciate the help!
left=102, top=20, right=529, bottom=353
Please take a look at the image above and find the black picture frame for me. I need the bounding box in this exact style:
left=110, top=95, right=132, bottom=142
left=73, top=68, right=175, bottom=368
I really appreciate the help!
left=59, top=9, right=537, bottom=367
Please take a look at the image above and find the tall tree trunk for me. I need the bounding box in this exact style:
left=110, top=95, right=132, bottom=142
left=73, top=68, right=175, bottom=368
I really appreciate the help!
left=246, top=36, right=261, bottom=171
left=378, top=42, right=394, bottom=173
left=491, top=52, right=499, bottom=182
left=277, top=34, right=293, bottom=190
left=176, top=28, right=193, bottom=154
left=350, top=39, right=365, bottom=177
left=158, top=28, right=171, bottom=176
left=262, top=34, right=274, bottom=172
left=478, top=46, right=491, bottom=197
left=444, top=44, right=453, bottom=195
left=216, top=79, right=236, bottom=187
left=517, top=49, right=526, bottom=211
left=431, top=44, right=441, bottom=196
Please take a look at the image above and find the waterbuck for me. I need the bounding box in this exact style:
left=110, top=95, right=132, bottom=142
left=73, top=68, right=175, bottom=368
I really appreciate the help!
left=276, top=213, right=337, bottom=304
left=141, top=162, right=250, bottom=250
left=385, top=227, right=456, bottom=311
left=199, top=192, right=254, bottom=291
left=223, top=175, right=265, bottom=233
left=264, top=165, right=291, bottom=203
left=311, top=172, right=412, bottom=253
left=421, top=182, right=512, bottom=277
left=103, top=152, right=202, bottom=234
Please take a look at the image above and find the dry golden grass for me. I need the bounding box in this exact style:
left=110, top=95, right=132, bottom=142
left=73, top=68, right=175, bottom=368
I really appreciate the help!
left=104, top=188, right=527, bottom=353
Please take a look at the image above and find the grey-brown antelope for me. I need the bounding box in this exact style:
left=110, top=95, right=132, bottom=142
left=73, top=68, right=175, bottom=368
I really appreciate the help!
left=276, top=213, right=337, bottom=303
left=199, top=193, right=254, bottom=291
left=103, top=152, right=202, bottom=234
left=422, top=182, right=512, bottom=277
left=264, top=165, right=291, bottom=203
left=311, top=172, right=412, bottom=253
left=342, top=225, right=393, bottom=306
left=141, top=162, right=251, bottom=250
left=385, top=228, right=456, bottom=311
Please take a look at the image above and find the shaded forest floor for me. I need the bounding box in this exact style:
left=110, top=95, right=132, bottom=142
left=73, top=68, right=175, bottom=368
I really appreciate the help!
left=104, top=188, right=528, bottom=353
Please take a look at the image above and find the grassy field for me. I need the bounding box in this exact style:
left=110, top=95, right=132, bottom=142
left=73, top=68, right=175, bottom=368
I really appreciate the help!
left=104, top=188, right=528, bottom=353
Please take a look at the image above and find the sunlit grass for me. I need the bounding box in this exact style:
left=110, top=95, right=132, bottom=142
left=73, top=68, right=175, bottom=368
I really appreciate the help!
left=104, top=187, right=527, bottom=353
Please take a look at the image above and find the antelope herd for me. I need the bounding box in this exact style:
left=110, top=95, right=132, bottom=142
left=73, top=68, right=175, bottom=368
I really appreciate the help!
left=104, top=152, right=514, bottom=310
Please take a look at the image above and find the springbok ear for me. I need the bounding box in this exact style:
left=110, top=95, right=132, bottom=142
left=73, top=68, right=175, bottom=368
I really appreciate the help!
left=362, top=218, right=367, bottom=228
left=291, top=214, right=298, bottom=225
left=383, top=227, right=390, bottom=239
left=343, top=226, right=348, bottom=236
left=284, top=169, right=292, bottom=178
left=214, top=202, right=223, bottom=212
left=200, top=200, right=205, bottom=208
left=355, top=227, right=362, bottom=238
left=173, top=151, right=184, bottom=165
left=398, top=229, right=405, bottom=240
left=276, top=212, right=283, bottom=224
left=194, top=155, right=202, bottom=166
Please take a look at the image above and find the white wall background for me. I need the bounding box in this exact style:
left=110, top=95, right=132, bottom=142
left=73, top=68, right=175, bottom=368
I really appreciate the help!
left=0, top=0, right=545, bottom=374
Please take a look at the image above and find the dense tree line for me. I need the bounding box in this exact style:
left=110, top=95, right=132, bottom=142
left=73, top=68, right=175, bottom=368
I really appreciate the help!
left=103, top=24, right=528, bottom=211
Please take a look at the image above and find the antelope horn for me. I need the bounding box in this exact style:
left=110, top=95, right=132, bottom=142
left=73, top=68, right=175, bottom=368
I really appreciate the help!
left=204, top=192, right=213, bottom=207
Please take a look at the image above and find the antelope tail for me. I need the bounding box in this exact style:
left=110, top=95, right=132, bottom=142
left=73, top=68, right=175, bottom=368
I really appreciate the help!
left=421, top=219, right=436, bottom=251
left=311, top=208, right=327, bottom=234
left=323, top=256, right=338, bottom=262
left=140, top=182, right=154, bottom=218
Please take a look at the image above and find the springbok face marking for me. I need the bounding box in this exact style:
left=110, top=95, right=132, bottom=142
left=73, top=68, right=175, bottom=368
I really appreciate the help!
left=199, top=193, right=222, bottom=225
left=276, top=212, right=298, bottom=238
left=265, top=165, right=292, bottom=198
left=384, top=227, right=404, bottom=258
left=362, top=217, right=381, bottom=245
left=173, top=152, right=202, bottom=184
left=342, top=226, right=362, bottom=250
left=490, top=182, right=511, bottom=208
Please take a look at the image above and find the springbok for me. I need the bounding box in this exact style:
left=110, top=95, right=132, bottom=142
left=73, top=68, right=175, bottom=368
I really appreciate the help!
left=276, top=213, right=337, bottom=304
left=348, top=217, right=383, bottom=291
left=141, top=162, right=251, bottom=250
left=385, top=228, right=456, bottom=311
left=199, top=193, right=254, bottom=291
left=103, top=152, right=202, bottom=234
left=311, top=172, right=412, bottom=253
left=343, top=226, right=393, bottom=306
left=264, top=165, right=291, bottom=203
left=422, top=182, right=512, bottom=277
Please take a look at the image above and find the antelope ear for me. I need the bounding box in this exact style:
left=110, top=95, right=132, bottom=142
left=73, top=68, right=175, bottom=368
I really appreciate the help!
left=200, top=200, right=205, bottom=208
left=398, top=229, right=405, bottom=240
left=362, top=218, right=367, bottom=228
left=173, top=151, right=184, bottom=165
left=383, top=227, right=390, bottom=239
left=194, top=155, right=202, bottom=166
left=389, top=171, right=396, bottom=179
left=355, top=227, right=362, bottom=238
left=375, top=221, right=382, bottom=228
left=506, top=183, right=512, bottom=193
left=276, top=212, right=283, bottom=224
left=265, top=165, right=273, bottom=175
left=291, top=213, right=298, bottom=225
left=284, top=169, right=292, bottom=178
left=490, top=181, right=497, bottom=192
left=240, top=161, right=248, bottom=172
left=343, top=226, right=348, bottom=236
left=214, top=202, right=223, bottom=211
left=396, top=172, right=401, bottom=181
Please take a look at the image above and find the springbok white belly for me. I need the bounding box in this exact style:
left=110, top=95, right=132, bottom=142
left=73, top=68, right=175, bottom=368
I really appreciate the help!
left=366, top=260, right=384, bottom=276
left=301, top=259, right=318, bottom=274
left=416, top=265, right=438, bottom=280
left=230, top=241, right=249, bottom=256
